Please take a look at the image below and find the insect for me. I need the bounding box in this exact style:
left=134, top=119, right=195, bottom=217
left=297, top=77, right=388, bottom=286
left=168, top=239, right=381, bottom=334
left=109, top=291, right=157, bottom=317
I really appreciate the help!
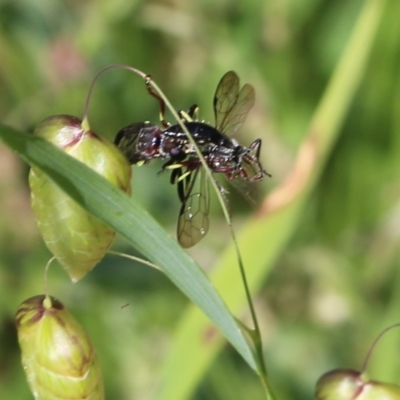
left=115, top=71, right=270, bottom=247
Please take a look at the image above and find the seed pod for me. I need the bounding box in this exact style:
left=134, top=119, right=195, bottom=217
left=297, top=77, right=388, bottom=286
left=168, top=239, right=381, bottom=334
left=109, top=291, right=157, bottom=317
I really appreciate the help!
left=16, top=295, right=104, bottom=400
left=29, top=115, right=131, bottom=282
left=316, top=368, right=400, bottom=400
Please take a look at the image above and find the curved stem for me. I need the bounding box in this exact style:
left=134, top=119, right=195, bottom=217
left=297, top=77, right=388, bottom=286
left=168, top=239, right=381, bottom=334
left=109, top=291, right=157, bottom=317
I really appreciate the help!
left=361, top=323, right=400, bottom=373
left=81, top=64, right=147, bottom=130
left=146, top=78, right=272, bottom=393
left=107, top=250, right=161, bottom=271
left=43, top=256, right=56, bottom=296
left=84, top=65, right=273, bottom=395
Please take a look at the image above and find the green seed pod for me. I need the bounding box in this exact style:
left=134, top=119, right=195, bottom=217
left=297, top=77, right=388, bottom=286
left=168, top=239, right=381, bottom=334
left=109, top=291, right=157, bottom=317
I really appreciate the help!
left=316, top=368, right=400, bottom=400
left=315, top=369, right=364, bottom=400
left=29, top=115, right=131, bottom=282
left=363, top=383, right=400, bottom=399
left=16, top=295, right=104, bottom=400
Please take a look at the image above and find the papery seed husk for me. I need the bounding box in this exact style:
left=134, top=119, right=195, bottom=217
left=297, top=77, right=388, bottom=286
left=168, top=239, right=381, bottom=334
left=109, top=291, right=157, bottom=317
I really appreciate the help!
left=29, top=115, right=131, bottom=282
left=315, top=369, right=363, bottom=400
left=316, top=368, right=400, bottom=400
left=16, top=295, right=104, bottom=400
left=360, top=381, right=400, bottom=399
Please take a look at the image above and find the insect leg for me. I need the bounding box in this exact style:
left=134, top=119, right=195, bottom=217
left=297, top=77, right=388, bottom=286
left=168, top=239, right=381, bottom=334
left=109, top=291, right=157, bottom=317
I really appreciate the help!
left=248, top=139, right=271, bottom=179
left=186, top=104, right=199, bottom=120
left=144, top=75, right=170, bottom=128
left=170, top=167, right=186, bottom=203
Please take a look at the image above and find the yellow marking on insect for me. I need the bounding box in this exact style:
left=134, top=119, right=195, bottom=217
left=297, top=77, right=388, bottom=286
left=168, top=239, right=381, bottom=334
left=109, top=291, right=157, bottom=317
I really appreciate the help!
left=165, top=164, right=184, bottom=170
left=176, top=170, right=192, bottom=181
left=179, top=111, right=193, bottom=122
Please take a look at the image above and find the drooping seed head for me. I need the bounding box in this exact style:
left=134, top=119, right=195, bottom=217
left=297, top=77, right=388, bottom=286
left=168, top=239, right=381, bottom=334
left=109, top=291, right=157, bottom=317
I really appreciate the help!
left=29, top=115, right=132, bottom=281
left=316, top=368, right=400, bottom=399
left=16, top=295, right=104, bottom=399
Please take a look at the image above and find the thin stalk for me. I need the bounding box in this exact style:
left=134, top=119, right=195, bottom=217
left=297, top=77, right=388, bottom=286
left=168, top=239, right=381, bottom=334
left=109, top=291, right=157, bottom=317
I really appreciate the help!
left=147, top=79, right=272, bottom=394
left=361, top=323, right=400, bottom=374
left=43, top=256, right=56, bottom=297
left=107, top=250, right=161, bottom=271
left=81, top=63, right=273, bottom=396
left=81, top=64, right=147, bottom=129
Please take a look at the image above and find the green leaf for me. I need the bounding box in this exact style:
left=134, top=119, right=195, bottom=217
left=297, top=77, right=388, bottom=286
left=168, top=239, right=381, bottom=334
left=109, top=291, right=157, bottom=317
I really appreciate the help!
left=0, top=125, right=257, bottom=372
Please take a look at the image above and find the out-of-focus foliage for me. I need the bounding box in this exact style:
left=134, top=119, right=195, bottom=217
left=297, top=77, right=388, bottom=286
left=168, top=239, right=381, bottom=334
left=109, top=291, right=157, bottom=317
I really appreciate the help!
left=0, top=0, right=399, bottom=399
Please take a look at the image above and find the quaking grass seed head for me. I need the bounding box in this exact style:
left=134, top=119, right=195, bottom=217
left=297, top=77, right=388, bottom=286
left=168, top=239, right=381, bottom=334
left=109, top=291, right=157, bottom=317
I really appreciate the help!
left=315, top=369, right=400, bottom=400
left=29, top=115, right=132, bottom=282
left=16, top=295, right=104, bottom=400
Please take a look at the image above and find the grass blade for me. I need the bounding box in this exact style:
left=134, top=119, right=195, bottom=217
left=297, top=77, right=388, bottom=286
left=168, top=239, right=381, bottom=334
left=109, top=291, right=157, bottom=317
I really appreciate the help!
left=0, top=125, right=257, bottom=372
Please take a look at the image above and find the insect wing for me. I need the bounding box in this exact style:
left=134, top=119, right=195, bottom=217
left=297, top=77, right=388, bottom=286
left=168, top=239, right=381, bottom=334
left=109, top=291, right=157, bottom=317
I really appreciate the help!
left=213, top=71, right=255, bottom=137
left=225, top=166, right=262, bottom=207
left=221, top=83, right=255, bottom=137
left=214, top=71, right=240, bottom=132
left=114, top=122, right=146, bottom=162
left=114, top=122, right=160, bottom=164
left=115, top=122, right=145, bottom=147
left=177, top=167, right=210, bottom=248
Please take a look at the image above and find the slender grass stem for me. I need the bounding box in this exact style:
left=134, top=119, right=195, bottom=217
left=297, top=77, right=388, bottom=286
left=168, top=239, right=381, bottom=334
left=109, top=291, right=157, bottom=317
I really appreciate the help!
left=146, top=78, right=274, bottom=396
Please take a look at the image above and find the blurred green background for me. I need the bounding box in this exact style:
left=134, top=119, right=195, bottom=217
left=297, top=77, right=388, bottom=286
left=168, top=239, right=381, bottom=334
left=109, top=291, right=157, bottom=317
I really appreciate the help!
left=0, top=0, right=399, bottom=399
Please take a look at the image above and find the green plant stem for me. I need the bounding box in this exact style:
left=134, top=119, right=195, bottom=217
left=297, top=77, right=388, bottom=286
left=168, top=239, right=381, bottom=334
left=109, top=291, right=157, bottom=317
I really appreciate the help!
left=81, top=63, right=268, bottom=383
left=361, top=323, right=400, bottom=373
left=147, top=79, right=274, bottom=396
left=107, top=250, right=160, bottom=271
left=82, top=64, right=147, bottom=126
left=82, top=65, right=267, bottom=380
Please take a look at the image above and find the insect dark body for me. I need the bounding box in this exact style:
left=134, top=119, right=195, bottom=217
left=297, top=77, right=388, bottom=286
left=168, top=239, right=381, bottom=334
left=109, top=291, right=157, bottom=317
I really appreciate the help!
left=115, top=71, right=270, bottom=248
left=115, top=122, right=188, bottom=164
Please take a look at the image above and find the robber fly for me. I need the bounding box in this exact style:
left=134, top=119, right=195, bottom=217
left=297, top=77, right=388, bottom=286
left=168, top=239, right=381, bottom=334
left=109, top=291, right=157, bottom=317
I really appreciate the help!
left=115, top=71, right=270, bottom=248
